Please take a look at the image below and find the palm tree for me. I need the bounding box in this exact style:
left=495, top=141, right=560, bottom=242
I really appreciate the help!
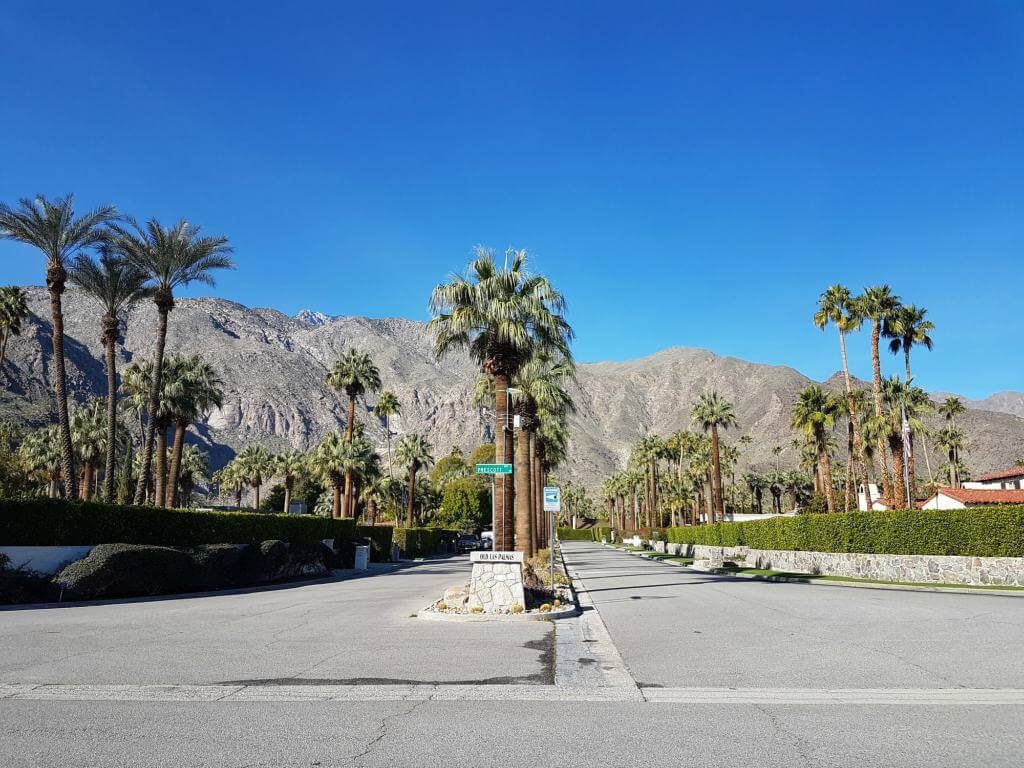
left=856, top=285, right=901, bottom=501
left=213, top=460, right=246, bottom=510
left=691, top=391, right=737, bottom=522
left=0, top=286, right=30, bottom=371
left=395, top=433, right=434, bottom=527
left=312, top=432, right=347, bottom=518
left=374, top=390, right=400, bottom=478
left=0, top=195, right=118, bottom=498
left=71, top=399, right=107, bottom=501
left=110, top=218, right=234, bottom=504
left=327, top=348, right=381, bottom=516
left=177, top=444, right=208, bottom=507
left=429, top=247, right=573, bottom=551
left=166, top=355, right=224, bottom=507
left=19, top=426, right=64, bottom=498
left=814, top=284, right=872, bottom=511
left=275, top=450, right=307, bottom=514
left=937, top=396, right=966, bottom=488
left=883, top=304, right=934, bottom=383
left=510, top=354, right=575, bottom=556
left=934, top=426, right=967, bottom=489
left=235, top=445, right=273, bottom=510
left=69, top=251, right=151, bottom=500
left=791, top=386, right=842, bottom=513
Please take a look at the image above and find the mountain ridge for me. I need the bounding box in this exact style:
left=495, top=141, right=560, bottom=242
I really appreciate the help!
left=3, top=286, right=1022, bottom=491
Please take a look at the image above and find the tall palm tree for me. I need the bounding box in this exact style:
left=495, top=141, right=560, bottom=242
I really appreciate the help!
left=110, top=218, right=234, bottom=504
left=395, top=433, right=434, bottom=527
left=814, top=284, right=872, bottom=511
left=327, top=348, right=381, bottom=516
left=312, top=432, right=347, bottom=518
left=0, top=286, right=30, bottom=371
left=275, top=450, right=307, bottom=514
left=69, top=251, right=151, bottom=500
left=213, top=460, right=246, bottom=510
left=177, top=444, right=208, bottom=507
left=71, top=398, right=107, bottom=501
left=691, top=391, right=737, bottom=522
left=0, top=195, right=118, bottom=498
left=938, top=396, right=966, bottom=488
left=374, top=390, right=400, bottom=478
left=791, top=386, right=842, bottom=513
left=510, top=354, right=575, bottom=556
left=166, top=355, right=224, bottom=507
left=429, top=247, right=573, bottom=551
left=235, top=445, right=273, bottom=510
left=883, top=304, right=934, bottom=383
left=856, top=285, right=901, bottom=501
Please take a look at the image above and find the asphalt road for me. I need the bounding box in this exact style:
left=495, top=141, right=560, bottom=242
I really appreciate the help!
left=2, top=543, right=1023, bottom=767
left=562, top=542, right=1024, bottom=689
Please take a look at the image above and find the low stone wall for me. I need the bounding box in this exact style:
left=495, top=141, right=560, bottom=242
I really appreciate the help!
left=677, top=544, right=1024, bottom=587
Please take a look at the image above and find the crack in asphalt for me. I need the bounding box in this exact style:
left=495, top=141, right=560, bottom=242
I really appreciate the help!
left=343, top=696, right=432, bottom=766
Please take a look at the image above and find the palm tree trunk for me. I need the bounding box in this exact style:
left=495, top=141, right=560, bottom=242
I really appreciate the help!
left=343, top=471, right=353, bottom=518
left=405, top=466, right=417, bottom=527
left=385, top=416, right=393, bottom=480
left=47, top=266, right=77, bottom=499
left=155, top=424, right=169, bottom=507
left=80, top=462, right=95, bottom=501
left=650, top=461, right=659, bottom=528
left=283, top=478, right=293, bottom=514
left=819, top=442, right=836, bottom=513
left=0, top=327, right=8, bottom=369
left=255, top=482, right=261, bottom=511
left=167, top=418, right=187, bottom=508
left=889, top=434, right=907, bottom=508
left=103, top=329, right=118, bottom=502
left=710, top=425, right=724, bottom=521
left=870, top=321, right=893, bottom=501
left=332, top=479, right=342, bottom=518
left=514, top=420, right=533, bottom=557
left=531, top=439, right=543, bottom=550
left=493, top=372, right=514, bottom=551
left=134, top=304, right=171, bottom=505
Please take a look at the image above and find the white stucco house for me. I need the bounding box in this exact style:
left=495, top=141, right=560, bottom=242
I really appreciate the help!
left=919, top=486, right=1024, bottom=510
left=962, top=467, right=1024, bottom=491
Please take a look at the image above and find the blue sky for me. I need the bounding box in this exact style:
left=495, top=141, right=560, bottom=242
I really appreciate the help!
left=0, top=2, right=1021, bottom=398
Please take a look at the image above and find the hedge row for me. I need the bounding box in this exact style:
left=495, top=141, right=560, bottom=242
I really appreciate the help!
left=392, top=527, right=460, bottom=558
left=354, top=525, right=394, bottom=563
left=0, top=498, right=356, bottom=547
left=556, top=527, right=595, bottom=541
left=665, top=506, right=1024, bottom=558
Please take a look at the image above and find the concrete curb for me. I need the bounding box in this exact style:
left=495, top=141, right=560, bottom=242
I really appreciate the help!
left=602, top=543, right=1024, bottom=598
left=415, top=604, right=579, bottom=622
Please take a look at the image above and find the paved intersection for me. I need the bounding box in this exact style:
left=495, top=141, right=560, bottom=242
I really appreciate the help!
left=1, top=543, right=1022, bottom=766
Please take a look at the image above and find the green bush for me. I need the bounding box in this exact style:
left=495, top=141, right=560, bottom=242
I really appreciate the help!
left=392, top=527, right=459, bottom=558
left=433, top=477, right=491, bottom=532
left=591, top=526, right=612, bottom=542
left=354, top=525, right=394, bottom=562
left=0, top=498, right=356, bottom=547
left=665, top=506, right=1024, bottom=557
left=556, top=527, right=594, bottom=541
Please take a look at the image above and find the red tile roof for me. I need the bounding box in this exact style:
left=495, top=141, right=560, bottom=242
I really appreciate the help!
left=976, top=467, right=1024, bottom=482
left=935, top=487, right=1024, bottom=505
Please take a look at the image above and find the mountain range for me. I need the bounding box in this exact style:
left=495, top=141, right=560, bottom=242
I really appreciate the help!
left=2, top=286, right=1022, bottom=492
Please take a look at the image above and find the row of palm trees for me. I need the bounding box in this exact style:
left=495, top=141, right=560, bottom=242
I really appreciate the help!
left=600, top=393, right=742, bottom=530
left=429, top=247, right=576, bottom=555
left=0, top=195, right=235, bottom=505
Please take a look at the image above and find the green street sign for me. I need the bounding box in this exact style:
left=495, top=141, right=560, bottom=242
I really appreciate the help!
left=475, top=463, right=513, bottom=475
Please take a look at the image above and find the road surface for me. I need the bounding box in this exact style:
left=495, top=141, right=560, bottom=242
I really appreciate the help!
left=1, top=543, right=1022, bottom=767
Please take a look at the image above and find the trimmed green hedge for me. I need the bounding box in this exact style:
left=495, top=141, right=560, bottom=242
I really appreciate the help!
left=354, top=525, right=394, bottom=563
left=556, top=527, right=594, bottom=541
left=0, top=498, right=356, bottom=547
left=665, top=506, right=1024, bottom=558
left=591, top=526, right=612, bottom=542
left=392, top=527, right=459, bottom=558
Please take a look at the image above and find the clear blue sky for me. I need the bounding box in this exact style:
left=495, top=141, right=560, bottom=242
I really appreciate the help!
left=1, top=2, right=1021, bottom=398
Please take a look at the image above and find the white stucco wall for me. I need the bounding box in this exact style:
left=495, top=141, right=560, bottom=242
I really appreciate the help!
left=0, top=546, right=94, bottom=576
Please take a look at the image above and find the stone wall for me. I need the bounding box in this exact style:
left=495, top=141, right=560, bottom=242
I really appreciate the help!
left=468, top=561, right=526, bottom=613
left=677, top=544, right=1024, bottom=587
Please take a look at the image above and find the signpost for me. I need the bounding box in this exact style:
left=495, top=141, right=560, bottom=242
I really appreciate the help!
left=476, top=464, right=513, bottom=552
left=543, top=486, right=561, bottom=590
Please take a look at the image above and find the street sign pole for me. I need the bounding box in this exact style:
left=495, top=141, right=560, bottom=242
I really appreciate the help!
left=543, top=486, right=561, bottom=592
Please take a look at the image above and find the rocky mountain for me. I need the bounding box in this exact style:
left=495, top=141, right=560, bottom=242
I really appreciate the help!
left=3, top=287, right=1023, bottom=491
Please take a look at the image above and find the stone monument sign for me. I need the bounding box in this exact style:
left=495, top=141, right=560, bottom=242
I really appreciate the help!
left=468, top=551, right=525, bottom=613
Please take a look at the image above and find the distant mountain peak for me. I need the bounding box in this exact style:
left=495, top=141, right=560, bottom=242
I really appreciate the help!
left=294, top=309, right=335, bottom=327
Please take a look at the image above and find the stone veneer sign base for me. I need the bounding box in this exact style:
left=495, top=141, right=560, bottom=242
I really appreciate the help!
left=468, top=551, right=526, bottom=613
